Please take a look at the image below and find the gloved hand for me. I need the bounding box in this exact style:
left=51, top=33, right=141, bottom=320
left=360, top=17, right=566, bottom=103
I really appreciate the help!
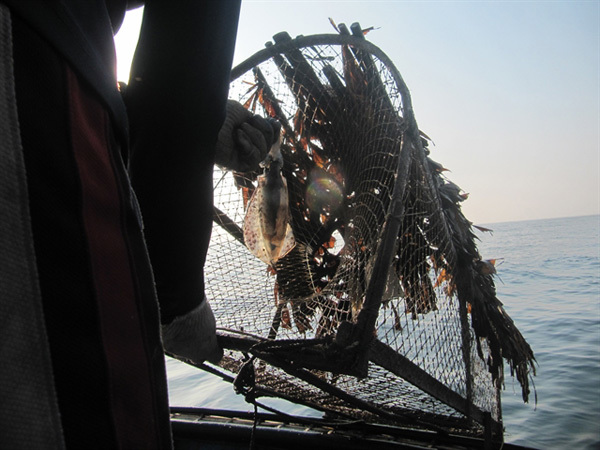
left=215, top=100, right=279, bottom=172
left=161, top=298, right=223, bottom=365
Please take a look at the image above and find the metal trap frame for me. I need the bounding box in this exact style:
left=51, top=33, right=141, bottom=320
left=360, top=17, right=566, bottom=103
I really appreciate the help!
left=203, top=24, right=535, bottom=443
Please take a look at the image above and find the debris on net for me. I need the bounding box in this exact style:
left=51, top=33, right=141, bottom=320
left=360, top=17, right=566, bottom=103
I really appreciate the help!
left=206, top=21, right=536, bottom=437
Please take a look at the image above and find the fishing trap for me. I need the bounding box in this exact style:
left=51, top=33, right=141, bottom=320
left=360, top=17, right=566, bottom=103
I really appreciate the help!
left=203, top=23, right=535, bottom=442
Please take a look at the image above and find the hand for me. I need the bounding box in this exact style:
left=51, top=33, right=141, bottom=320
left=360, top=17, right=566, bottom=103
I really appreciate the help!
left=161, top=298, right=223, bottom=365
left=215, top=100, right=279, bottom=172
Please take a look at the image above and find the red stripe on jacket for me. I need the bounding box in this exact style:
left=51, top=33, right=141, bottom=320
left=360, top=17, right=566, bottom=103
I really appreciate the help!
left=66, top=66, right=165, bottom=449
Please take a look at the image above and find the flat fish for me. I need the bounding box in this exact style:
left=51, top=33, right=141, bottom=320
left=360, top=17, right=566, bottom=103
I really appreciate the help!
left=243, top=137, right=295, bottom=265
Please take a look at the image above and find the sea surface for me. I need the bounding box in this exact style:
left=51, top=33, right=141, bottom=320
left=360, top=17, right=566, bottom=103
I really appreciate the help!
left=166, top=215, right=600, bottom=449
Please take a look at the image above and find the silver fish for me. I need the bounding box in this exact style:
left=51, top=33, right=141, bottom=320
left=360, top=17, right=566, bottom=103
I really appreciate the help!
left=243, top=136, right=295, bottom=265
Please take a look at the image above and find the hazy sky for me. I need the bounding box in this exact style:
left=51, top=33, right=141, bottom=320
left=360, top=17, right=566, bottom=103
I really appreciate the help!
left=115, top=1, right=599, bottom=225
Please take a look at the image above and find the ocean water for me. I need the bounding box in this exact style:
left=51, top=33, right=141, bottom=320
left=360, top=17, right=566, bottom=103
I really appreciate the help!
left=166, top=215, right=600, bottom=449
left=476, top=215, right=600, bottom=449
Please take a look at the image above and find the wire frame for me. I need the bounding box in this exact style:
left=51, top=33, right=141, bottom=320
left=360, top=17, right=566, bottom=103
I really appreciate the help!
left=205, top=30, right=503, bottom=439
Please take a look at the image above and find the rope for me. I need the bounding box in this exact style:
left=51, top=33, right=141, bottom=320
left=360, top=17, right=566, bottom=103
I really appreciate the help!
left=233, top=354, right=259, bottom=450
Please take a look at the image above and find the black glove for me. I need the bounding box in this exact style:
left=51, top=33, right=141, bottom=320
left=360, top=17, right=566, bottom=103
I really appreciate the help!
left=215, top=100, right=279, bottom=172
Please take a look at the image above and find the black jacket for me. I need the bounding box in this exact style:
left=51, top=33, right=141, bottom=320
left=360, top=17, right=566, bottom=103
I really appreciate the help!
left=2, top=1, right=240, bottom=447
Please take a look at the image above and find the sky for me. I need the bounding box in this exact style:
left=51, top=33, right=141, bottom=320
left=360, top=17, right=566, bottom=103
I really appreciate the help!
left=114, top=1, right=599, bottom=225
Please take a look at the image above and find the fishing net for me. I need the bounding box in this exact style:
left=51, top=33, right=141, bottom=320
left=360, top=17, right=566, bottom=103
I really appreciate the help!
left=204, top=24, right=535, bottom=440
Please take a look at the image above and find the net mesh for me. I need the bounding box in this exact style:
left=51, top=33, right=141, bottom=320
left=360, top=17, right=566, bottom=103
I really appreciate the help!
left=204, top=31, right=505, bottom=436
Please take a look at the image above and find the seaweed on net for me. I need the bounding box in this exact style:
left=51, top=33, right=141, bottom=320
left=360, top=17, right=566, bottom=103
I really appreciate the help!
left=205, top=22, right=536, bottom=438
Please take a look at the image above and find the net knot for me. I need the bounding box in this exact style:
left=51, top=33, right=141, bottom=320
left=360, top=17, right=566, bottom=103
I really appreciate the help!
left=233, top=354, right=257, bottom=404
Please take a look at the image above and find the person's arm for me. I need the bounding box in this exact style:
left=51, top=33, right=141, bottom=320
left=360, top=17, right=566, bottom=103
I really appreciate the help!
left=124, top=1, right=276, bottom=365
left=125, top=1, right=241, bottom=363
